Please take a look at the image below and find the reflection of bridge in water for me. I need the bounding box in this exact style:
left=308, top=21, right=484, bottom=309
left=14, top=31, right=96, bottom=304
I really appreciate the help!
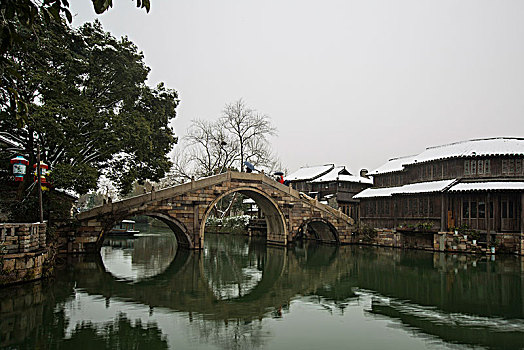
left=76, top=240, right=351, bottom=321
left=2, top=242, right=524, bottom=349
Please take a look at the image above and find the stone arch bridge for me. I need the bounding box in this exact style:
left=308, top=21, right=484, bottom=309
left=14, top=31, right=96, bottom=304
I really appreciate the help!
left=65, top=171, right=356, bottom=253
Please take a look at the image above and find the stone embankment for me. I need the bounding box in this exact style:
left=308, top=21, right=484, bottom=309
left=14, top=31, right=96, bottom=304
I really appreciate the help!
left=0, top=223, right=51, bottom=286
left=355, top=228, right=524, bottom=255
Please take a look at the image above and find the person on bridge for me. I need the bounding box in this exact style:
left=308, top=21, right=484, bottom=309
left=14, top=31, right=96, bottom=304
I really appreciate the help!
left=274, top=171, right=285, bottom=184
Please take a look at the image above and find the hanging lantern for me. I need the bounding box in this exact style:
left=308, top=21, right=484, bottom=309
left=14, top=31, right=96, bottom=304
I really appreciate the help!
left=33, top=161, right=49, bottom=184
left=10, top=156, right=29, bottom=181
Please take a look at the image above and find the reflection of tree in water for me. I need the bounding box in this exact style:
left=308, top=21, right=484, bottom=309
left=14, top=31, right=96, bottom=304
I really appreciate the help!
left=187, top=317, right=269, bottom=350
left=203, top=234, right=266, bottom=300
left=61, top=313, right=167, bottom=350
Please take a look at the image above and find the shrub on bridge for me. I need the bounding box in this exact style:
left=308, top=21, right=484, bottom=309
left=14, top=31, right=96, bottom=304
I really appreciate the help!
left=205, top=215, right=251, bottom=235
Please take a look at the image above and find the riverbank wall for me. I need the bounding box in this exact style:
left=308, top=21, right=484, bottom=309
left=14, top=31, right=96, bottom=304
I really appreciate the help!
left=0, top=223, right=52, bottom=286
left=354, top=228, right=524, bottom=255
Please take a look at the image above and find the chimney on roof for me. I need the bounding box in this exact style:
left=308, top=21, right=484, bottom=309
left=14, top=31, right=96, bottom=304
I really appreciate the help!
left=360, top=169, right=369, bottom=178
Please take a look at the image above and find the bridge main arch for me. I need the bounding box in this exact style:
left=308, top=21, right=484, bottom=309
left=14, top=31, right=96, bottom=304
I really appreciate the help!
left=200, top=186, right=288, bottom=245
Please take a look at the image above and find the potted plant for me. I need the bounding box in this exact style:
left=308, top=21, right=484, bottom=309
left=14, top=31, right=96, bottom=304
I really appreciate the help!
left=469, top=230, right=480, bottom=245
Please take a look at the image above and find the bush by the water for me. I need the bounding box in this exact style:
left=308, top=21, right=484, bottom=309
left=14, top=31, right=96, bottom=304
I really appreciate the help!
left=206, top=215, right=251, bottom=234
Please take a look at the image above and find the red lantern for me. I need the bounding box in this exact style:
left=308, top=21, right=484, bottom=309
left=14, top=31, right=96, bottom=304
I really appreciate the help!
left=10, top=156, right=29, bottom=181
left=33, top=161, right=49, bottom=184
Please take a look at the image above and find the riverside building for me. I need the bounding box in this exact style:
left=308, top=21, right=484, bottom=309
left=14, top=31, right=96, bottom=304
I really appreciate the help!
left=355, top=137, right=524, bottom=245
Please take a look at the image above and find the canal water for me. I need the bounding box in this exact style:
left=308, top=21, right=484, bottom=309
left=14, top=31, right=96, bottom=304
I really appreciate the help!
left=2, top=225, right=524, bottom=350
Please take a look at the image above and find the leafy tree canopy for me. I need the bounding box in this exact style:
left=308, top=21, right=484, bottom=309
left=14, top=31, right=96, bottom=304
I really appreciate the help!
left=1, top=0, right=151, bottom=124
left=0, top=18, right=179, bottom=195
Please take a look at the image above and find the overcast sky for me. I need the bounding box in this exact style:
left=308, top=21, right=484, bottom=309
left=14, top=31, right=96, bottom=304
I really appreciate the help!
left=70, top=0, right=524, bottom=174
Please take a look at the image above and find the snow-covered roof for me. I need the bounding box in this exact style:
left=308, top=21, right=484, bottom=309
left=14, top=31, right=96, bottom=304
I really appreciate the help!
left=312, top=166, right=373, bottom=184
left=353, top=187, right=397, bottom=199
left=243, top=198, right=256, bottom=204
left=354, top=179, right=456, bottom=199
left=0, top=135, right=22, bottom=149
left=285, top=164, right=334, bottom=182
left=369, top=155, right=417, bottom=175
left=395, top=179, right=456, bottom=195
left=371, top=137, right=524, bottom=175
left=448, top=181, right=524, bottom=192
left=413, top=137, right=524, bottom=163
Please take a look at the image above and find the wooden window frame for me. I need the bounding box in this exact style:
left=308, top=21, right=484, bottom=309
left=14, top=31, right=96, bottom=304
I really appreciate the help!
left=478, top=160, right=484, bottom=174
left=464, top=160, right=470, bottom=175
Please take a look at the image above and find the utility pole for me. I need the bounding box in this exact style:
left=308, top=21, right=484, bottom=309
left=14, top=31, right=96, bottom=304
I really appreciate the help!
left=37, top=143, right=43, bottom=223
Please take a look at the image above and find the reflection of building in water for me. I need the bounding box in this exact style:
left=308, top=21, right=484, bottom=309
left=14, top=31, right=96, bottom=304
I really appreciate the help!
left=369, top=296, right=524, bottom=349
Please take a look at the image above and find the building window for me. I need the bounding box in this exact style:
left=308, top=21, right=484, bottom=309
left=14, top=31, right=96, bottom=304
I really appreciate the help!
left=478, top=160, right=484, bottom=174
left=509, top=159, right=515, bottom=174
left=463, top=200, right=469, bottom=219
left=485, top=159, right=491, bottom=174
left=470, top=160, right=476, bottom=174
left=502, top=201, right=508, bottom=218
left=478, top=201, right=485, bottom=218
left=471, top=201, right=477, bottom=218
left=409, top=198, right=416, bottom=216
left=516, top=159, right=522, bottom=174
left=464, top=160, right=470, bottom=175
left=502, top=159, right=508, bottom=174
left=422, top=197, right=429, bottom=217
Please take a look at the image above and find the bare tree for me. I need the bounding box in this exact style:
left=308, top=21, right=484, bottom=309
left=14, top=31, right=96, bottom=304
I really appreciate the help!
left=185, top=119, right=239, bottom=176
left=165, top=99, right=280, bottom=192
left=220, top=99, right=276, bottom=171
left=165, top=119, right=238, bottom=185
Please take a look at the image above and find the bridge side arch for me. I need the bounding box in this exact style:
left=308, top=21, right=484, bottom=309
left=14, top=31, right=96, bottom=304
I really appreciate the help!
left=95, top=212, right=193, bottom=250
left=295, top=218, right=340, bottom=244
left=200, top=186, right=288, bottom=245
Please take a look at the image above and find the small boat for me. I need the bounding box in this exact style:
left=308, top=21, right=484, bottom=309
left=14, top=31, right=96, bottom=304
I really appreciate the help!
left=108, top=220, right=140, bottom=237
